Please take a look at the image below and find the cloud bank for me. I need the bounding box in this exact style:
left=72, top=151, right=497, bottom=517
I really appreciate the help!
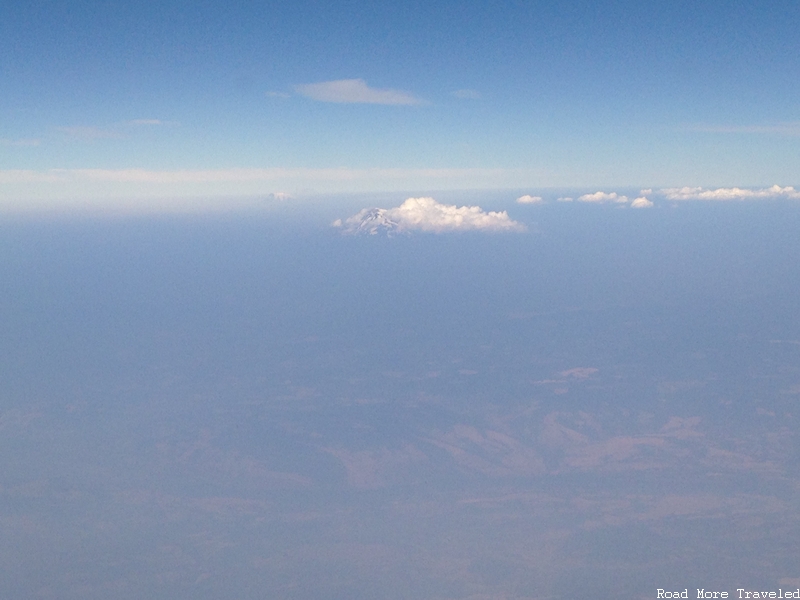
left=0, top=168, right=538, bottom=210
left=334, top=197, right=525, bottom=235
left=661, top=185, right=800, bottom=201
left=294, top=79, right=422, bottom=105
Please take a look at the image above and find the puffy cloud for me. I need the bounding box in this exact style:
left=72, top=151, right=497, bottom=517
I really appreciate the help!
left=335, top=197, right=525, bottom=235
left=516, top=194, right=543, bottom=204
left=630, top=196, right=653, bottom=208
left=661, top=185, right=800, bottom=201
left=293, top=79, right=422, bottom=105
left=578, top=191, right=629, bottom=204
left=557, top=196, right=573, bottom=202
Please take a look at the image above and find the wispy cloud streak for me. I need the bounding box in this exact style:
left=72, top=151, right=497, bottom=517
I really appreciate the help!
left=661, top=185, right=800, bottom=201
left=294, top=79, right=422, bottom=105
left=128, top=119, right=164, bottom=126
left=452, top=89, right=481, bottom=99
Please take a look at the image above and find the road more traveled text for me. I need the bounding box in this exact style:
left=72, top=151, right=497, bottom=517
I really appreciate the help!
left=657, top=589, right=800, bottom=599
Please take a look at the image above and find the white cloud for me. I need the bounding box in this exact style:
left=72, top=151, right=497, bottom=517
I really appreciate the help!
left=335, top=197, right=525, bottom=235
left=516, top=194, right=543, bottom=204
left=293, top=79, right=422, bottom=105
left=661, top=185, right=800, bottom=201
left=452, top=89, right=481, bottom=99
left=630, top=197, right=653, bottom=208
left=557, top=196, right=573, bottom=202
left=578, top=191, right=628, bottom=204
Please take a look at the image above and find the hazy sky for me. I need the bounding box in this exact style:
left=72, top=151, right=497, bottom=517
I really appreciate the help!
left=3, top=3, right=800, bottom=600
left=2, top=0, right=800, bottom=204
left=3, top=201, right=800, bottom=599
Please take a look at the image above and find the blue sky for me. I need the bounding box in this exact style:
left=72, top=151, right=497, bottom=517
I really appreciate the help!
left=4, top=4, right=800, bottom=597
left=2, top=0, right=800, bottom=204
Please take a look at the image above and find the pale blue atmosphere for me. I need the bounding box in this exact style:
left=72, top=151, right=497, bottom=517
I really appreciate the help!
left=3, top=200, right=800, bottom=599
left=2, top=0, right=800, bottom=202
left=2, top=2, right=800, bottom=599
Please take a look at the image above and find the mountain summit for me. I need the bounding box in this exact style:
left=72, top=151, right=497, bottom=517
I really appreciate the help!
left=334, top=197, right=525, bottom=235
